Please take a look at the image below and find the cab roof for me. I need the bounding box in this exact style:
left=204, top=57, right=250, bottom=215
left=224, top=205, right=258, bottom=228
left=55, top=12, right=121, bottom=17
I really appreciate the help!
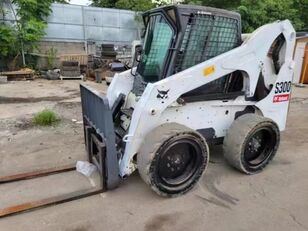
left=143, top=4, right=241, bottom=21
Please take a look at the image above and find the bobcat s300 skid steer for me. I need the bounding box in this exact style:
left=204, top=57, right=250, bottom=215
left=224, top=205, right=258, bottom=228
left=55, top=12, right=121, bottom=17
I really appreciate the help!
left=80, top=4, right=296, bottom=196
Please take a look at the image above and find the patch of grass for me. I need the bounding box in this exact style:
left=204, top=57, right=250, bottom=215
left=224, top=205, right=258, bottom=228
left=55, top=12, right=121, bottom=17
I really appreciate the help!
left=32, top=109, right=59, bottom=126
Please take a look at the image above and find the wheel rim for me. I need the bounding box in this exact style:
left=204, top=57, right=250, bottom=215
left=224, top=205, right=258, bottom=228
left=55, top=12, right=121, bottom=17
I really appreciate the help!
left=244, top=127, right=277, bottom=167
left=157, top=138, right=203, bottom=187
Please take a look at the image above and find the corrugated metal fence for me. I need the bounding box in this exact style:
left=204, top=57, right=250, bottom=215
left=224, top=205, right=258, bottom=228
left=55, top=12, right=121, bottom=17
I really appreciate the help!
left=1, top=3, right=140, bottom=45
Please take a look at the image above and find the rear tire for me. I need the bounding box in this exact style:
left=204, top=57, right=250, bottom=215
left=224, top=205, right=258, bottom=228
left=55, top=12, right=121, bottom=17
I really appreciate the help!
left=138, top=123, right=209, bottom=197
left=223, top=114, right=280, bottom=174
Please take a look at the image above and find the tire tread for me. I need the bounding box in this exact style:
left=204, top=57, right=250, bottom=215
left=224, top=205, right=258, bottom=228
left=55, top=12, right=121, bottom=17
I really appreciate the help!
left=223, top=114, right=280, bottom=174
left=138, top=123, right=209, bottom=197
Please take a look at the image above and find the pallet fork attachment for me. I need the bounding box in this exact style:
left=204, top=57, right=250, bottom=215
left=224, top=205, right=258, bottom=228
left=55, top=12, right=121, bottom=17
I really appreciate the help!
left=0, top=164, right=75, bottom=184
left=0, top=188, right=103, bottom=218
left=0, top=85, right=120, bottom=218
left=0, top=165, right=103, bottom=218
left=80, top=84, right=120, bottom=189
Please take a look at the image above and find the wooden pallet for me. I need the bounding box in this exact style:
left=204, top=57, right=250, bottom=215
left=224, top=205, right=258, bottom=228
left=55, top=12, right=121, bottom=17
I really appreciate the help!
left=0, top=69, right=34, bottom=81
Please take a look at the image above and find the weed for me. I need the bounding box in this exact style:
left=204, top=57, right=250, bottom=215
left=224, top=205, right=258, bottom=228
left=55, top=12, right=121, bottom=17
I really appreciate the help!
left=46, top=47, right=58, bottom=69
left=32, top=109, right=59, bottom=126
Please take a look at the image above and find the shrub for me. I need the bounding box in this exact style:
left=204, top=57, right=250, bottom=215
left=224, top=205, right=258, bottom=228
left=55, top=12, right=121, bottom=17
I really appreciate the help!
left=32, top=109, right=59, bottom=126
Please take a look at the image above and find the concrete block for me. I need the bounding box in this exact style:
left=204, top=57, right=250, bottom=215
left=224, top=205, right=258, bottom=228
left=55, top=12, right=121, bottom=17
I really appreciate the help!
left=0, top=76, right=8, bottom=84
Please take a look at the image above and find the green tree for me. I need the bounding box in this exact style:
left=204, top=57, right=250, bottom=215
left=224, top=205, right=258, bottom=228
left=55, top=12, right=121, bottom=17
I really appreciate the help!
left=0, top=0, right=61, bottom=66
left=238, top=0, right=304, bottom=32
left=293, top=0, right=308, bottom=29
left=12, top=0, right=53, bottom=21
left=0, top=1, right=18, bottom=56
left=115, top=0, right=155, bottom=11
left=184, top=0, right=240, bottom=9
left=55, top=0, right=70, bottom=3
left=185, top=0, right=307, bottom=32
left=91, top=0, right=117, bottom=8
left=92, top=0, right=156, bottom=11
left=12, top=0, right=54, bottom=54
left=0, top=24, right=17, bottom=56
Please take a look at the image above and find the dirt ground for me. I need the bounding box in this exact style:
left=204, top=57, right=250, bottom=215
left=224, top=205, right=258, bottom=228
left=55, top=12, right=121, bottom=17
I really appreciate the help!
left=0, top=79, right=308, bottom=231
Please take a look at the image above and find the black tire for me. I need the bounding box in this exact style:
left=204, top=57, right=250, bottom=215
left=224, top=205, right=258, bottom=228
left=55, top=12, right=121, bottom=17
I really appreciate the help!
left=223, top=114, right=280, bottom=174
left=138, top=123, right=209, bottom=197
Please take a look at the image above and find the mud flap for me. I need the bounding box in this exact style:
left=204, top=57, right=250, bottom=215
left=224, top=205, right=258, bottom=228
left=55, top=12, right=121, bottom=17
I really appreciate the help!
left=80, top=84, right=120, bottom=190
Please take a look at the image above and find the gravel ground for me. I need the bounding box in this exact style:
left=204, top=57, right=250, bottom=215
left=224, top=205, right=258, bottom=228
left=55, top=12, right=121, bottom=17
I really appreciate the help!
left=0, top=79, right=307, bottom=231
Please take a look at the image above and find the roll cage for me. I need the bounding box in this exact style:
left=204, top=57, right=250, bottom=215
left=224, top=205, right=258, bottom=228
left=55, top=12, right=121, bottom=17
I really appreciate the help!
left=138, top=5, right=242, bottom=82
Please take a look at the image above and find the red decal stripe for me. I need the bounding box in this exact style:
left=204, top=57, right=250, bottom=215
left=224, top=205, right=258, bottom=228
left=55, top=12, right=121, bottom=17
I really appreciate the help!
left=273, top=94, right=290, bottom=103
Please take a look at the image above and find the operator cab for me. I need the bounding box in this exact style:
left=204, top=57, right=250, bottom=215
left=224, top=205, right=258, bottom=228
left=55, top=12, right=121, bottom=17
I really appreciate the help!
left=133, top=5, right=243, bottom=98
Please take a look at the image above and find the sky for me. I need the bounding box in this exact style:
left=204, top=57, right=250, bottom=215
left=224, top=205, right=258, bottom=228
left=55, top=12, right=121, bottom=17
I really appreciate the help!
left=69, top=0, right=92, bottom=6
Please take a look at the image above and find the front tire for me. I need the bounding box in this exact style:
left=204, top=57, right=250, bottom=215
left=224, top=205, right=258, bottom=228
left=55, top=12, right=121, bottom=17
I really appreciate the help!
left=223, top=114, right=280, bottom=174
left=138, top=123, right=209, bottom=197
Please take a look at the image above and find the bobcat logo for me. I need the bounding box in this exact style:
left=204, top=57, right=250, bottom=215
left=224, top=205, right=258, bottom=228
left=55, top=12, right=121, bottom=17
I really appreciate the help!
left=156, top=89, right=170, bottom=99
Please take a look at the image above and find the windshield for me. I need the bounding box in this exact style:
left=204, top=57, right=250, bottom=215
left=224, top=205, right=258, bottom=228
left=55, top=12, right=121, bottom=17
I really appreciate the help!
left=137, top=14, right=173, bottom=82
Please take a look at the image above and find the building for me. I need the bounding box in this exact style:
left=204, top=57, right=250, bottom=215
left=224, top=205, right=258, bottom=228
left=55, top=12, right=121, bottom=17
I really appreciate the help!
left=293, top=34, right=308, bottom=84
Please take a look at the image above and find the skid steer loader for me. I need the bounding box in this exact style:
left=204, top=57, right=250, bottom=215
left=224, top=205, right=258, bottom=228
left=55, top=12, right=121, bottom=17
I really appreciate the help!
left=80, top=4, right=296, bottom=196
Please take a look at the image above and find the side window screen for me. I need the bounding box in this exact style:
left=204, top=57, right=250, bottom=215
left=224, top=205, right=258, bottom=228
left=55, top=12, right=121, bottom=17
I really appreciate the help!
left=182, top=71, right=244, bottom=101
left=191, top=77, right=228, bottom=96
left=175, top=14, right=240, bottom=73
